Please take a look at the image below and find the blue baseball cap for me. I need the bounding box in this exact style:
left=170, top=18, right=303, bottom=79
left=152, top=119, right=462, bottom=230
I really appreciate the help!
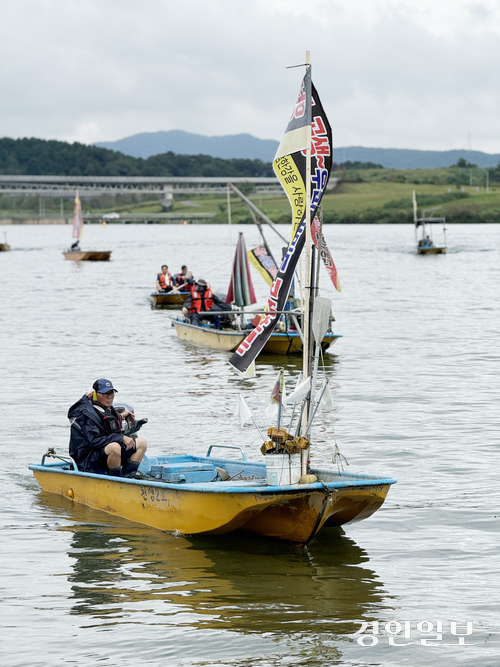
left=93, top=379, right=118, bottom=394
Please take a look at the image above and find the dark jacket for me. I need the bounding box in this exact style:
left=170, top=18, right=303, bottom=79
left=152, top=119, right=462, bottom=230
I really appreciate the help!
left=68, top=394, right=124, bottom=472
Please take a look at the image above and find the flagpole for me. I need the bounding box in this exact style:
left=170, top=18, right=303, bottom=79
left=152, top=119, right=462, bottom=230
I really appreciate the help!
left=301, top=50, right=312, bottom=476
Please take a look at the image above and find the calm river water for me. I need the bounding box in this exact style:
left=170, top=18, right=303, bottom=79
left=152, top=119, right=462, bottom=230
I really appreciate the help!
left=0, top=222, right=498, bottom=666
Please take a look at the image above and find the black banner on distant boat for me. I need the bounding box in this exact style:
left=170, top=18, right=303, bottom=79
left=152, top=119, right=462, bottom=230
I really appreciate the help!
left=228, top=73, right=333, bottom=374
left=248, top=244, right=279, bottom=286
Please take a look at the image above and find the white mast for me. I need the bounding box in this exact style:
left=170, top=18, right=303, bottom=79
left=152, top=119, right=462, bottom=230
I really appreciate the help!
left=301, top=50, right=312, bottom=476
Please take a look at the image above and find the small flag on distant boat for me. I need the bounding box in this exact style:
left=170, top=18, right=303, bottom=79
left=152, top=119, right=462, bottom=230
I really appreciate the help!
left=72, top=190, right=84, bottom=240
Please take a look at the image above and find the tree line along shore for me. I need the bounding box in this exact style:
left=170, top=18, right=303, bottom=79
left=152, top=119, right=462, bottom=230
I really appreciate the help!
left=1, top=137, right=500, bottom=224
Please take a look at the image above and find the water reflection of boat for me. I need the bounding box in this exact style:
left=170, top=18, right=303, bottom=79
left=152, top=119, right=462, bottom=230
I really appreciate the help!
left=36, top=492, right=389, bottom=639
left=63, top=191, right=112, bottom=261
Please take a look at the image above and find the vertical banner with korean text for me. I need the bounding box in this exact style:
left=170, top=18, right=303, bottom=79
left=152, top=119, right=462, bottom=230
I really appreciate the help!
left=228, top=73, right=333, bottom=374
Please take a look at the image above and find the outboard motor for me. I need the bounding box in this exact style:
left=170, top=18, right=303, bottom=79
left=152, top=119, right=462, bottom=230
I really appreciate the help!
left=115, top=402, right=148, bottom=436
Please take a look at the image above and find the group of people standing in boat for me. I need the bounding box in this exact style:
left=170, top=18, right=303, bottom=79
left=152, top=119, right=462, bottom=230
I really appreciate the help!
left=156, top=264, right=194, bottom=293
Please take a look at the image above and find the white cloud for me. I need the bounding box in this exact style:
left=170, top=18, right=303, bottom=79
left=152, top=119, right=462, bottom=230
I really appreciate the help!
left=1, top=0, right=500, bottom=152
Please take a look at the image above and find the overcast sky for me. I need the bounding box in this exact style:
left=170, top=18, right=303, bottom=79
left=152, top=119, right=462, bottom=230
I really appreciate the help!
left=2, top=0, right=500, bottom=153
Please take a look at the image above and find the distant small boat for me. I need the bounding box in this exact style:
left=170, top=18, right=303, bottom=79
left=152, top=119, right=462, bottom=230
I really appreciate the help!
left=150, top=291, right=189, bottom=309
left=413, top=190, right=447, bottom=254
left=64, top=250, right=112, bottom=261
left=63, top=190, right=112, bottom=261
left=0, top=232, right=10, bottom=251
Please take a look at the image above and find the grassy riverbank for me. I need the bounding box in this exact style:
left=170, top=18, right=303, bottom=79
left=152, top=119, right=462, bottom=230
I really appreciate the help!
left=2, top=166, right=500, bottom=224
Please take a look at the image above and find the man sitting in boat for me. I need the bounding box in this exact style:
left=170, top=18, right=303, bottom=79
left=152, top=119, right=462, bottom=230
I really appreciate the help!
left=418, top=235, right=434, bottom=248
left=156, top=265, right=173, bottom=293
left=182, top=278, right=233, bottom=327
left=172, top=265, right=194, bottom=292
left=68, top=379, right=147, bottom=478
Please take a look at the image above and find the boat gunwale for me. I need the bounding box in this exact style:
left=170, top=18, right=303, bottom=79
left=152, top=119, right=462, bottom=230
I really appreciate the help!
left=172, top=318, right=341, bottom=341
left=150, top=292, right=189, bottom=299
left=28, top=460, right=396, bottom=493
left=172, top=319, right=246, bottom=338
left=63, top=250, right=112, bottom=261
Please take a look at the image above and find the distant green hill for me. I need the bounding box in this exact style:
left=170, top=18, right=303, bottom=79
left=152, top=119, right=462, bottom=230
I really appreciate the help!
left=0, top=137, right=274, bottom=177
left=337, top=146, right=500, bottom=170
left=95, top=130, right=279, bottom=162
left=95, top=129, right=500, bottom=169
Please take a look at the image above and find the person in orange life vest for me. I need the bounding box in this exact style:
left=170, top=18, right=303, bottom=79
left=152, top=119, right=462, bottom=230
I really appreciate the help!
left=156, top=265, right=173, bottom=293
left=172, top=265, right=194, bottom=292
left=182, top=278, right=233, bottom=327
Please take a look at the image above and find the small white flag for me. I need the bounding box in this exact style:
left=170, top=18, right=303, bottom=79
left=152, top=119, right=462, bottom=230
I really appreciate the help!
left=284, top=377, right=311, bottom=405
left=320, top=379, right=334, bottom=412
left=235, top=395, right=253, bottom=427
left=265, top=402, right=279, bottom=421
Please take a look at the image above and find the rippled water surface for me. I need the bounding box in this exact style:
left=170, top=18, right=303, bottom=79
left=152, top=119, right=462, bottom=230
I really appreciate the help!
left=1, top=222, right=499, bottom=666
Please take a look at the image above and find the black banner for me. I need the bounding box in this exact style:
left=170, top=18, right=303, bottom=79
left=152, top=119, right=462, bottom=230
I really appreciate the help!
left=228, top=77, right=332, bottom=374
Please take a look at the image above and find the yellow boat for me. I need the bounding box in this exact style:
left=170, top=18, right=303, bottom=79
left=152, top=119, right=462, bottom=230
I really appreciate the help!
left=262, top=330, right=340, bottom=355
left=29, top=449, right=395, bottom=546
left=151, top=291, right=189, bottom=309
left=172, top=318, right=245, bottom=351
left=417, top=244, right=446, bottom=255
left=172, top=317, right=340, bottom=355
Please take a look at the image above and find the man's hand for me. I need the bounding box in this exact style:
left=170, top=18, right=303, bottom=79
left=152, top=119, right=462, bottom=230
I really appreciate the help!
left=182, top=307, right=188, bottom=316
left=121, top=410, right=135, bottom=421
left=122, top=436, right=136, bottom=450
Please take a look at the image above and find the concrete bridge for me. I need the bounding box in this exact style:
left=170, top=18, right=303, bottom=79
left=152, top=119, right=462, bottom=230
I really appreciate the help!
left=0, top=175, right=283, bottom=197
